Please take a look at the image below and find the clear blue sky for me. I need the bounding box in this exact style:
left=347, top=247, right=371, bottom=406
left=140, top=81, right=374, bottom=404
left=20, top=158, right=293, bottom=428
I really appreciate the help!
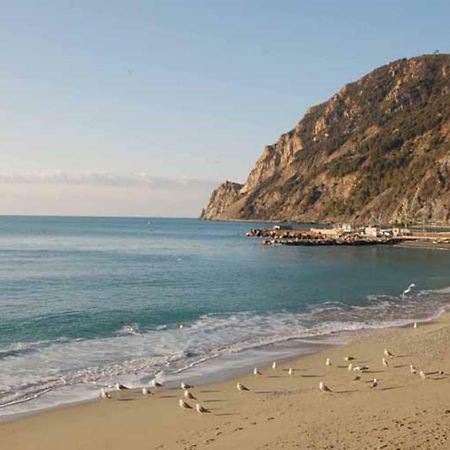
left=0, top=0, right=448, bottom=216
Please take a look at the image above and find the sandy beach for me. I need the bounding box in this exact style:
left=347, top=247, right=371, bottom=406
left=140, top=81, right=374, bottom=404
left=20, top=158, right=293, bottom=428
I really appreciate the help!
left=1, top=314, right=449, bottom=450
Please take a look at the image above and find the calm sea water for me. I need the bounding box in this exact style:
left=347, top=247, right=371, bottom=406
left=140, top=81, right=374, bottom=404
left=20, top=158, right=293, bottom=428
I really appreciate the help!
left=1, top=216, right=450, bottom=418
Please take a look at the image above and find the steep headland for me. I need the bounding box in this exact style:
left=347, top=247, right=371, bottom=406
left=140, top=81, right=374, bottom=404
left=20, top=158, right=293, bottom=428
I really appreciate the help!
left=201, top=54, right=450, bottom=224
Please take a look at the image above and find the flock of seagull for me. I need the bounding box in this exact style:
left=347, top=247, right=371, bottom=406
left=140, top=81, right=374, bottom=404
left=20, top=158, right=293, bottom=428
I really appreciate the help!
left=99, top=319, right=443, bottom=415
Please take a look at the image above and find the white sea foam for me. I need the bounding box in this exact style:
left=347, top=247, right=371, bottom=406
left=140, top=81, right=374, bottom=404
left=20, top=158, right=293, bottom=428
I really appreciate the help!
left=1, top=287, right=449, bottom=419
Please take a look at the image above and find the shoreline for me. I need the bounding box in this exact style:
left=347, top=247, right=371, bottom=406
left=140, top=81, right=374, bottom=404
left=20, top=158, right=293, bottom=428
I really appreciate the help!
left=1, top=312, right=450, bottom=449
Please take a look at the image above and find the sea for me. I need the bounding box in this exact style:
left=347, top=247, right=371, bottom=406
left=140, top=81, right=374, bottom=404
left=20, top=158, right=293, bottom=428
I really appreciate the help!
left=1, top=216, right=450, bottom=420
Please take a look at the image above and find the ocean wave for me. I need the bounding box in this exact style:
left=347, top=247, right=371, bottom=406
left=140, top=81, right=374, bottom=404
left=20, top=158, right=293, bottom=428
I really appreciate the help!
left=1, top=286, right=450, bottom=418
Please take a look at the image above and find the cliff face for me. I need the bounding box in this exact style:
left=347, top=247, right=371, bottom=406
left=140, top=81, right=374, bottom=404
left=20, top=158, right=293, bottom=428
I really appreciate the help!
left=201, top=54, right=450, bottom=225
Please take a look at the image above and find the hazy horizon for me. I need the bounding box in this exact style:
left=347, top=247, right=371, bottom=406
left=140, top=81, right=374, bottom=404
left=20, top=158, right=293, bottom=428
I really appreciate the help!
left=1, top=1, right=449, bottom=217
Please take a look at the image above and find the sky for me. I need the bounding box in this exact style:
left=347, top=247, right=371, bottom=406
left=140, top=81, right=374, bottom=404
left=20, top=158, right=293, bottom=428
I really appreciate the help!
left=0, top=0, right=449, bottom=217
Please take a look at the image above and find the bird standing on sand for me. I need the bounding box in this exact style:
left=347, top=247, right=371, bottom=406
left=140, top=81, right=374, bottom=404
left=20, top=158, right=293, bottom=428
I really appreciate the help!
left=272, top=361, right=277, bottom=370
left=348, top=363, right=353, bottom=371
left=410, top=364, right=417, bottom=374
left=181, top=382, right=193, bottom=390
left=288, top=368, right=293, bottom=376
left=319, top=382, right=332, bottom=392
left=184, top=390, right=196, bottom=400
left=100, top=388, right=111, bottom=399
left=384, top=349, right=394, bottom=358
left=413, top=322, right=418, bottom=329
left=142, top=387, right=151, bottom=396
left=402, top=283, right=416, bottom=296
left=151, top=379, right=163, bottom=388
left=353, top=365, right=369, bottom=372
left=326, top=358, right=332, bottom=367
left=115, top=383, right=130, bottom=390
left=195, top=403, right=210, bottom=413
left=371, top=378, right=378, bottom=388
left=353, top=375, right=361, bottom=381
left=237, top=382, right=250, bottom=392
left=253, top=367, right=262, bottom=376
left=179, top=399, right=192, bottom=409
left=419, top=370, right=426, bottom=380
left=344, top=356, right=355, bottom=362
left=382, top=357, right=389, bottom=367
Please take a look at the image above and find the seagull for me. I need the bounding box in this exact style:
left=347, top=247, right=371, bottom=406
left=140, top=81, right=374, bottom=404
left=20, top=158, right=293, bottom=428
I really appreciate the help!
left=151, top=379, right=163, bottom=388
left=402, top=283, right=416, bottom=296
left=319, top=382, right=332, bottom=393
left=353, top=365, right=369, bottom=372
left=348, top=363, right=353, bottom=371
left=181, top=382, right=193, bottom=390
left=195, top=403, right=210, bottom=414
left=382, top=357, right=389, bottom=367
left=236, top=382, right=250, bottom=392
left=371, top=378, right=378, bottom=388
left=100, top=388, right=111, bottom=399
left=419, top=370, right=426, bottom=380
left=115, top=383, right=130, bottom=390
left=413, top=322, right=418, bottom=329
left=178, top=324, right=184, bottom=329
left=179, top=399, right=192, bottom=409
left=184, top=390, right=196, bottom=400
left=384, top=349, right=394, bottom=358
left=438, top=370, right=444, bottom=375
left=353, top=375, right=361, bottom=381
left=142, top=387, right=151, bottom=396
left=344, top=356, right=355, bottom=361
left=326, top=358, right=332, bottom=367
left=272, top=361, right=277, bottom=370
left=288, top=368, right=293, bottom=376
left=409, top=364, right=417, bottom=374
left=253, top=367, right=262, bottom=376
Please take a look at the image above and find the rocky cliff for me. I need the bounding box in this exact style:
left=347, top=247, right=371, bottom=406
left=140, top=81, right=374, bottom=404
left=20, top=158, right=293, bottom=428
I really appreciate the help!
left=201, top=54, right=450, bottom=225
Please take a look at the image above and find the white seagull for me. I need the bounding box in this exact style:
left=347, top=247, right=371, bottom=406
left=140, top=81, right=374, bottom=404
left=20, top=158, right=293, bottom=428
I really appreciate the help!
left=402, top=283, right=416, bottom=296
left=100, top=388, right=111, bottom=399
left=142, top=387, right=151, bottom=396
left=236, top=382, right=250, bottom=392
left=419, top=370, right=426, bottom=380
left=272, top=361, right=277, bottom=370
left=371, top=378, right=378, bottom=388
left=384, top=349, right=394, bottom=358
left=115, top=383, right=130, bottom=390
left=181, top=382, right=193, bottom=390
left=195, top=403, right=210, bottom=414
left=382, top=357, right=389, bottom=367
left=353, top=365, right=369, bottom=372
left=344, top=356, right=355, bottom=361
left=353, top=375, right=361, bottom=381
left=253, top=367, right=262, bottom=376
left=184, top=390, right=196, bottom=400
left=325, top=358, right=332, bottom=367
left=413, top=322, right=418, bottom=329
left=409, top=364, right=417, bottom=374
left=179, top=399, right=192, bottom=409
left=288, top=368, right=293, bottom=376
left=348, top=363, right=353, bottom=371
left=319, top=382, right=332, bottom=393
left=151, top=379, right=163, bottom=388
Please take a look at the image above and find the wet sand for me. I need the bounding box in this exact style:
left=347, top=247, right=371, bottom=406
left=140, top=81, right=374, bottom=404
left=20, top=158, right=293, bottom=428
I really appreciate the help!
left=1, top=314, right=450, bottom=449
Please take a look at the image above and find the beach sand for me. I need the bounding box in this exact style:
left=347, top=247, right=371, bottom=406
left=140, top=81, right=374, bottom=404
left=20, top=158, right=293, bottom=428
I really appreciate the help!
left=1, top=315, right=450, bottom=450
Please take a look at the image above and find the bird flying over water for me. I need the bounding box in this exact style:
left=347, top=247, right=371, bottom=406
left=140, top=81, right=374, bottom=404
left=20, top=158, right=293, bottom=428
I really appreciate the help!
left=319, top=382, right=332, bottom=392
left=195, top=403, right=210, bottom=413
left=402, top=283, right=416, bottom=296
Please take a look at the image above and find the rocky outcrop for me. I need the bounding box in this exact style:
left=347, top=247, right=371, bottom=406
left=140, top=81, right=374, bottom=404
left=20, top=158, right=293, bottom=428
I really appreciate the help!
left=201, top=54, right=450, bottom=225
